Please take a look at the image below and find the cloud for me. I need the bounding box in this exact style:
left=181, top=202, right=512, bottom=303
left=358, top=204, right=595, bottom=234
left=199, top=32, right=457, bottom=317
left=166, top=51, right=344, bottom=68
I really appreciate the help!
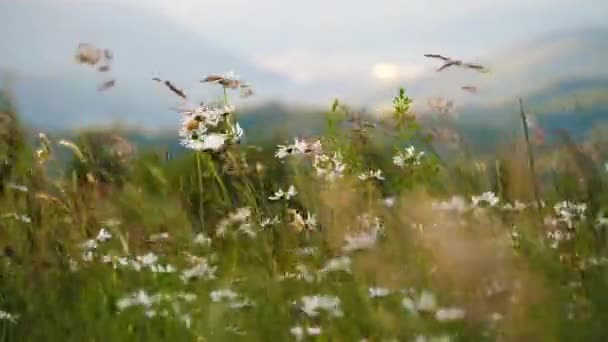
left=252, top=49, right=425, bottom=85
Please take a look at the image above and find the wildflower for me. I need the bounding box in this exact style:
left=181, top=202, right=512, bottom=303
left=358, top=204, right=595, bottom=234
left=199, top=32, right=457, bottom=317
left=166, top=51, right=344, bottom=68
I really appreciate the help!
left=6, top=183, right=28, bottom=193
left=81, top=239, right=98, bottom=250
left=116, top=290, right=155, bottom=310
left=148, top=232, right=169, bottom=242
left=369, top=287, right=392, bottom=298
left=393, top=146, right=424, bottom=168
left=435, top=307, right=466, bottom=322
left=194, top=233, right=212, bottom=246
left=0, top=310, right=18, bottom=324
left=358, top=169, right=385, bottom=181
left=417, top=291, right=438, bottom=312
left=137, top=253, right=159, bottom=267
left=288, top=210, right=318, bottom=232
left=471, top=191, right=499, bottom=207
left=181, top=259, right=217, bottom=282
left=313, top=152, right=346, bottom=181
left=553, top=201, right=587, bottom=229
left=179, top=103, right=241, bottom=152
left=268, top=185, right=298, bottom=201
left=342, top=217, right=382, bottom=253
left=275, top=138, right=322, bottom=159
left=210, top=289, right=239, bottom=303
left=2, top=213, right=32, bottom=224
left=300, top=295, right=343, bottom=317
left=290, top=326, right=322, bottom=341
left=402, top=290, right=437, bottom=314
left=96, top=228, right=112, bottom=242
left=260, top=216, right=280, bottom=228
left=295, top=264, right=316, bottom=283
left=216, top=207, right=253, bottom=238
left=293, top=246, right=318, bottom=256
left=383, top=196, right=396, bottom=207
left=319, top=256, right=352, bottom=274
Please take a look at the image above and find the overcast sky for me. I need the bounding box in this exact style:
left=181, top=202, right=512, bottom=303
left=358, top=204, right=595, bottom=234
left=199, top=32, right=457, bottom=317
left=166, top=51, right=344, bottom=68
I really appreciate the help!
left=39, top=0, right=606, bottom=85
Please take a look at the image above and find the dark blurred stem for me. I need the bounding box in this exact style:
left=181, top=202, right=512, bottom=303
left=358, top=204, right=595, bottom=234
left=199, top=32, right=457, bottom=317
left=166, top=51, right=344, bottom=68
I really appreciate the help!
left=519, top=98, right=543, bottom=223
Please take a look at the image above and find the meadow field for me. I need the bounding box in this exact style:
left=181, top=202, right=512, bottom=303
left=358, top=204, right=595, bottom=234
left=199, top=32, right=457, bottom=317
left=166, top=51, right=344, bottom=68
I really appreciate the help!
left=1, top=80, right=608, bottom=342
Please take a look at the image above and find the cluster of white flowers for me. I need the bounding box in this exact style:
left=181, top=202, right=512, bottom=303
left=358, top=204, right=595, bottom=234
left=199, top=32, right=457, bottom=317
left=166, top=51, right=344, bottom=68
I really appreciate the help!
left=300, top=295, right=343, bottom=317
left=147, top=232, right=170, bottom=242
left=546, top=229, right=574, bottom=249
left=102, top=252, right=176, bottom=273
left=277, top=264, right=316, bottom=283
left=368, top=287, right=392, bottom=298
left=181, top=258, right=217, bottom=282
left=288, top=209, right=318, bottom=232
left=290, top=325, right=322, bottom=341
left=80, top=228, right=113, bottom=262
left=0, top=310, right=18, bottom=324
left=2, top=212, right=32, bottom=224
left=358, top=169, right=385, bottom=181
left=116, top=290, right=195, bottom=326
left=193, top=232, right=212, bottom=246
left=268, top=185, right=298, bottom=201
left=216, top=207, right=255, bottom=238
left=210, top=289, right=254, bottom=309
left=260, top=216, right=281, bottom=229
left=471, top=191, right=500, bottom=208
left=313, top=152, right=347, bottom=182
left=393, top=146, right=425, bottom=168
left=319, top=256, right=352, bottom=275
left=342, top=214, right=384, bottom=253
left=553, top=201, right=587, bottom=229
left=6, top=183, right=28, bottom=193
left=402, top=289, right=465, bottom=322
left=275, top=138, right=322, bottom=159
left=179, top=104, right=243, bottom=152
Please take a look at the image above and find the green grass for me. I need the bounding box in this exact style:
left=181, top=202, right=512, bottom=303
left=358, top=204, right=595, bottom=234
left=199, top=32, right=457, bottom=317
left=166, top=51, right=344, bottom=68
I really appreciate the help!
left=1, top=88, right=608, bottom=341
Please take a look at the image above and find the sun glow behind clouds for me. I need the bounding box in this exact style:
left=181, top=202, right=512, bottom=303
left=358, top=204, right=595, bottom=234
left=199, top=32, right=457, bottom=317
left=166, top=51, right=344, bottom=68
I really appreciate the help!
left=371, top=63, right=424, bottom=82
left=372, top=63, right=398, bottom=80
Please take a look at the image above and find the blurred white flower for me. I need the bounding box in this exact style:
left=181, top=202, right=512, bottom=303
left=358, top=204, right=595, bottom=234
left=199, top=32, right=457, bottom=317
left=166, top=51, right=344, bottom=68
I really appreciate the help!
left=0, top=310, right=18, bottom=324
left=369, top=287, right=392, bottom=298
left=96, top=228, right=112, bottom=242
left=393, top=146, right=424, bottom=168
left=471, top=191, right=499, bottom=207
left=275, top=138, right=322, bottom=159
left=319, top=256, right=351, bottom=274
left=313, top=152, right=346, bottom=181
left=148, top=232, right=169, bottom=242
left=194, top=233, right=212, bottom=246
left=137, top=253, right=159, bottom=267
left=358, top=169, right=385, bottom=181
left=260, top=216, right=281, bottom=228
left=435, top=307, right=466, bottom=322
left=181, top=259, right=217, bottom=282
left=268, top=185, right=298, bottom=201
left=2, top=213, right=32, bottom=224
left=210, top=289, right=239, bottom=302
left=301, top=295, right=343, bottom=317
left=7, top=183, right=28, bottom=193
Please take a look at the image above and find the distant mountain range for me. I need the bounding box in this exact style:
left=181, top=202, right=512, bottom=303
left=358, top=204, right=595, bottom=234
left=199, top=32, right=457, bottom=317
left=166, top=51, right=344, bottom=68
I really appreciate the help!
left=1, top=1, right=608, bottom=138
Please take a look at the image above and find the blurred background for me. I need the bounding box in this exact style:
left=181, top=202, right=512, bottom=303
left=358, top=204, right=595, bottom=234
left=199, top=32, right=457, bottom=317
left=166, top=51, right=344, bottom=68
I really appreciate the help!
left=1, top=0, right=607, bottom=138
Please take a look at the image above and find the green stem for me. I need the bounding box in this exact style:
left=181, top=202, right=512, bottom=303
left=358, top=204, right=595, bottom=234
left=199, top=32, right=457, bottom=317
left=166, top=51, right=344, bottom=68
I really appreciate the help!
left=195, top=152, right=205, bottom=229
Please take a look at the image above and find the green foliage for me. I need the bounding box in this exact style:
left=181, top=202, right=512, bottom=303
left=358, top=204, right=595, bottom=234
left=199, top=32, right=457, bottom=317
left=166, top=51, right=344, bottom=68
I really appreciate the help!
left=2, top=88, right=608, bottom=341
